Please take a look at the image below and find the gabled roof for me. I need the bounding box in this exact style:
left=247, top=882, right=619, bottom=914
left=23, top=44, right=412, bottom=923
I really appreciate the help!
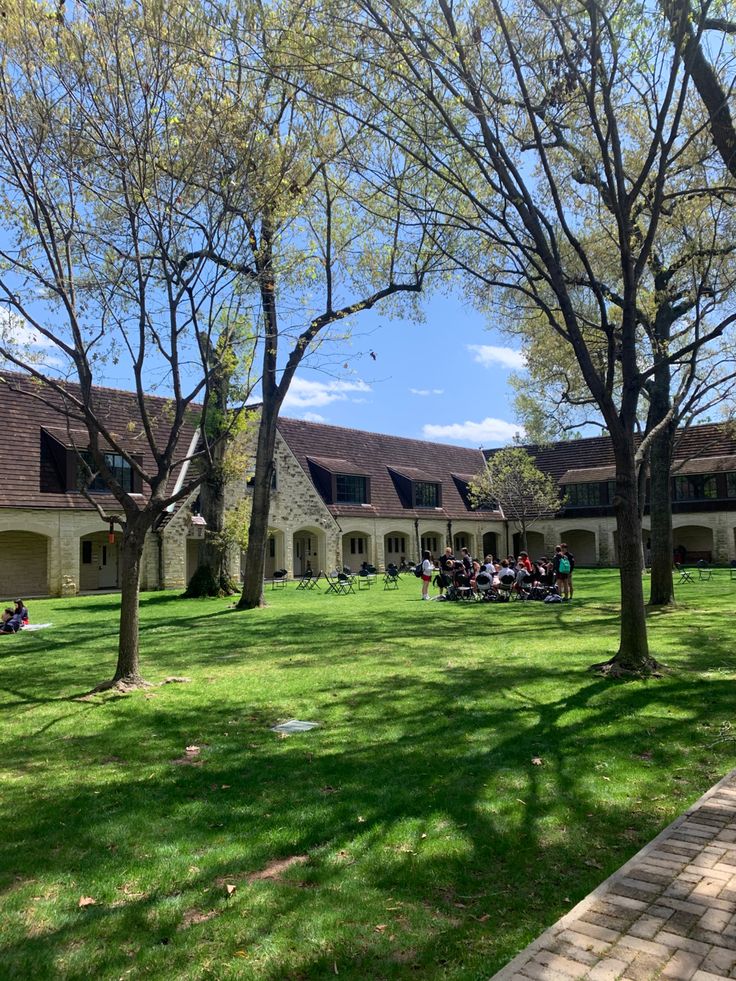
left=0, top=371, right=197, bottom=510
left=277, top=416, right=499, bottom=520
left=490, top=423, right=736, bottom=484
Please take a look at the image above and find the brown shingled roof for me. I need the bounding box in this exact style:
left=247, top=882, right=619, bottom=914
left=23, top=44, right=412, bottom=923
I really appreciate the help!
left=0, top=371, right=198, bottom=510
left=277, top=416, right=499, bottom=520
left=495, top=423, right=736, bottom=484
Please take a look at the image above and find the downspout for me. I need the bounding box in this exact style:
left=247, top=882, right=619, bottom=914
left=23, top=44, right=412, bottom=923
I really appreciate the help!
left=447, top=519, right=453, bottom=550
left=414, top=517, right=420, bottom=561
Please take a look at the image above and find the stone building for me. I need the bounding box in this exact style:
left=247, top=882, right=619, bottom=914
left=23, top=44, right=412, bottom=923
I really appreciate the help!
left=2, top=369, right=735, bottom=597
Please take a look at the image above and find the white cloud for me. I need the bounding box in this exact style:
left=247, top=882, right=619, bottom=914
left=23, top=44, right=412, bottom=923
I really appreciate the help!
left=423, top=417, right=524, bottom=446
left=410, top=387, right=445, bottom=396
left=302, top=412, right=327, bottom=423
left=281, top=377, right=371, bottom=409
left=0, top=309, right=58, bottom=351
left=467, top=344, right=526, bottom=370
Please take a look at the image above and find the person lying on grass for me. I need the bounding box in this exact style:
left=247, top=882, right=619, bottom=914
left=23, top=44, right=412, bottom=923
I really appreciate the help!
left=0, top=608, right=22, bottom=634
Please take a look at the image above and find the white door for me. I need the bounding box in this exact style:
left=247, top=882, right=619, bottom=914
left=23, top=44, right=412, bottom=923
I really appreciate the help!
left=98, top=543, right=118, bottom=588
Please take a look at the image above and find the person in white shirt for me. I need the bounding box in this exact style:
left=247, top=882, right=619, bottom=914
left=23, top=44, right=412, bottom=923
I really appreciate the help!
left=421, top=550, right=434, bottom=600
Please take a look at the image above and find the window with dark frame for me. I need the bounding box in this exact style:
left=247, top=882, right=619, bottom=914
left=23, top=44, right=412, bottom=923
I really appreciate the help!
left=566, top=482, right=603, bottom=507
left=80, top=452, right=134, bottom=493
left=727, top=473, right=736, bottom=497
left=336, top=474, right=368, bottom=504
left=673, top=474, right=717, bottom=502
left=350, top=537, right=365, bottom=555
left=414, top=481, right=440, bottom=507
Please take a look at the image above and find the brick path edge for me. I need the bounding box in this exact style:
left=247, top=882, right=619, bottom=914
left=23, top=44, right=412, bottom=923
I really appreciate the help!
left=491, top=766, right=736, bottom=980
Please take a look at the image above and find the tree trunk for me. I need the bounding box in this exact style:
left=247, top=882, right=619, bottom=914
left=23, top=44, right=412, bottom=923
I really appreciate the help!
left=94, top=519, right=148, bottom=690
left=199, top=462, right=228, bottom=581
left=593, top=441, right=658, bottom=675
left=648, top=424, right=676, bottom=606
left=237, top=409, right=278, bottom=610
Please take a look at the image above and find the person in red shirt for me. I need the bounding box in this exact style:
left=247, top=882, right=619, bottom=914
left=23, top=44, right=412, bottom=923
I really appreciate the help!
left=517, top=551, right=533, bottom=573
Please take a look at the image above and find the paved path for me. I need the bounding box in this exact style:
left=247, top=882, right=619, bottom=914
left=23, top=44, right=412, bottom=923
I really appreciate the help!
left=493, top=769, right=736, bottom=981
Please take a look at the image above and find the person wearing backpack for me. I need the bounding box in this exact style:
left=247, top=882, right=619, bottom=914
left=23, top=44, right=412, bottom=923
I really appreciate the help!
left=553, top=545, right=571, bottom=600
left=561, top=543, right=575, bottom=598
left=419, top=549, right=434, bottom=600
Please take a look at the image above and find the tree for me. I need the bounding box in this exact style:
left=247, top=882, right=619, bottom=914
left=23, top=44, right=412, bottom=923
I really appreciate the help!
left=0, top=0, right=253, bottom=688
left=185, top=0, right=441, bottom=610
left=321, top=0, right=736, bottom=672
left=469, top=446, right=564, bottom=552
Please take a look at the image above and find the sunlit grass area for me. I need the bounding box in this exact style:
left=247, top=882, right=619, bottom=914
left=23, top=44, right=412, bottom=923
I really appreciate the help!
left=1, top=571, right=735, bottom=980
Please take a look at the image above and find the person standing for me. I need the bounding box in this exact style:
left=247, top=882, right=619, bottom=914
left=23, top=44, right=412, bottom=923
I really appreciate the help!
left=553, top=545, right=571, bottom=600
left=420, top=549, right=434, bottom=600
left=560, top=542, right=575, bottom=599
left=438, top=546, right=455, bottom=596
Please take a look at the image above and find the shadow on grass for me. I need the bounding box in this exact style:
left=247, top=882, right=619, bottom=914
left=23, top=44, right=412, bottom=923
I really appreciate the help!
left=0, top=644, right=732, bottom=979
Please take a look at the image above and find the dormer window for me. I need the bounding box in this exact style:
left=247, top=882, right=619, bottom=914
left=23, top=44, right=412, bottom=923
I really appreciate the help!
left=81, top=451, right=134, bottom=493
left=336, top=474, right=368, bottom=504
left=414, top=481, right=440, bottom=508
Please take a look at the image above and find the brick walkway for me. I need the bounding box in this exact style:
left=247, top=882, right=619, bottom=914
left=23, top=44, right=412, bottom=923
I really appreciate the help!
left=492, top=769, right=736, bottom=981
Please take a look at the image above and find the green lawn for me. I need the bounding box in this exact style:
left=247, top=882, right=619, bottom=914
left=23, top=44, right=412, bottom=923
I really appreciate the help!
left=1, top=571, right=735, bottom=980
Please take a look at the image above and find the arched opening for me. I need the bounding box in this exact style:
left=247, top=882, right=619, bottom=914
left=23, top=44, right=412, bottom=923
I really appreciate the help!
left=422, top=532, right=442, bottom=559
left=0, top=530, right=50, bottom=597
left=672, top=525, right=714, bottom=564
left=264, top=530, right=285, bottom=578
left=559, top=529, right=597, bottom=566
left=292, top=528, right=325, bottom=577
left=511, top=530, right=546, bottom=559
left=384, top=531, right=410, bottom=569
left=80, top=530, right=120, bottom=590
left=482, top=531, right=500, bottom=561
left=452, top=530, right=476, bottom=557
left=342, top=531, right=372, bottom=572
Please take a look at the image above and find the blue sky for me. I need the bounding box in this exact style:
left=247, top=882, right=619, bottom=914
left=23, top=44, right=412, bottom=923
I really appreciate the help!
left=279, top=292, right=526, bottom=447
left=2, top=287, right=527, bottom=450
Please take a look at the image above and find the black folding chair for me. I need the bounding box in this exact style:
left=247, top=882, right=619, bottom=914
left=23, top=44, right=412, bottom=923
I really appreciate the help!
left=696, top=559, right=713, bottom=582
left=383, top=567, right=400, bottom=590
left=675, top=563, right=694, bottom=585
left=338, top=572, right=356, bottom=594
left=296, top=571, right=320, bottom=590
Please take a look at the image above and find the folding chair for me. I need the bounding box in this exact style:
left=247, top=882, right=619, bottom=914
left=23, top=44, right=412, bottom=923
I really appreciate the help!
left=357, top=571, right=375, bottom=589
left=383, top=567, right=400, bottom=590
left=338, top=572, right=356, bottom=594
left=324, top=572, right=346, bottom=595
left=296, top=570, right=320, bottom=590
left=675, top=563, right=694, bottom=585
left=497, top=575, right=515, bottom=601
left=696, top=559, right=713, bottom=582
left=270, top=569, right=288, bottom=590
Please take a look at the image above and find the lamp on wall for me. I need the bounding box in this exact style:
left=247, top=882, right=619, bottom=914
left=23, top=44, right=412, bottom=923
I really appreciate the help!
left=190, top=514, right=207, bottom=539
left=108, top=519, right=115, bottom=544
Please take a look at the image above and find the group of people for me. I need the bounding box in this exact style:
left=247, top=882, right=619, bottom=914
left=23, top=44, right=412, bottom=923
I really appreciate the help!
left=0, top=600, right=29, bottom=634
left=419, top=544, right=576, bottom=601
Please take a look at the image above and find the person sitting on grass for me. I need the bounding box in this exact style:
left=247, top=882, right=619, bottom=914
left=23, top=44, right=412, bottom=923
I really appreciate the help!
left=0, top=608, right=22, bottom=634
left=14, top=600, right=29, bottom=625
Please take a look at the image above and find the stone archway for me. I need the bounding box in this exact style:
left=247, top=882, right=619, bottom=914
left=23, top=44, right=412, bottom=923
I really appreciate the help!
left=342, top=531, right=372, bottom=572
left=80, top=530, right=120, bottom=590
left=384, top=530, right=410, bottom=568
left=0, top=530, right=51, bottom=597
left=672, top=525, right=714, bottom=564
left=292, top=528, right=325, bottom=576
left=559, top=529, right=597, bottom=566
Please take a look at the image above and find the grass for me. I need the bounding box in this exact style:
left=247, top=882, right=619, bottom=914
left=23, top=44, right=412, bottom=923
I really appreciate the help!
left=1, top=570, right=735, bottom=980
